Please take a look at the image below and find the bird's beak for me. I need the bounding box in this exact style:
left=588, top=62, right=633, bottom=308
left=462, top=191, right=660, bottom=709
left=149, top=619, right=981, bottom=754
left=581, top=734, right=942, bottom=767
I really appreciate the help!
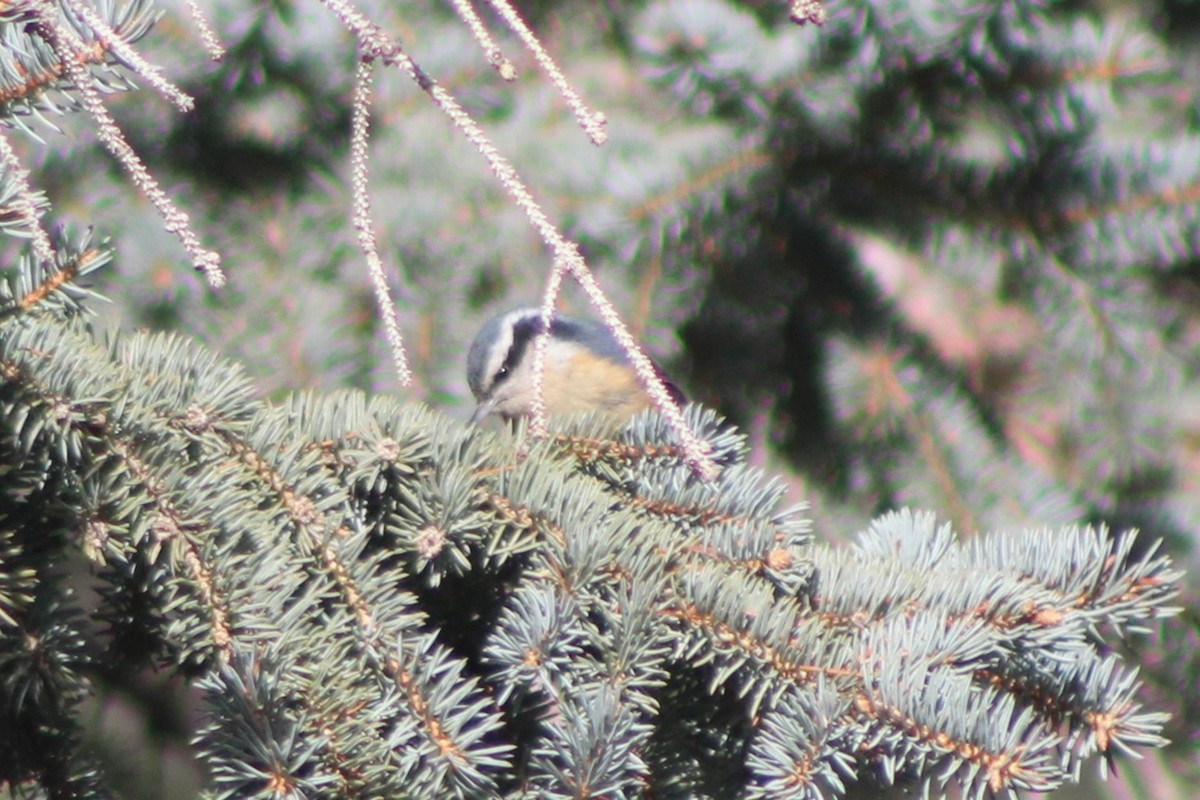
left=470, top=397, right=496, bottom=425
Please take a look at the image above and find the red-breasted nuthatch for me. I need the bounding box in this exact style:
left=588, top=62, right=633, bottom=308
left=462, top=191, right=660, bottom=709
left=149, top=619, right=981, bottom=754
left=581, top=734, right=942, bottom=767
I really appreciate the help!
left=466, top=307, right=682, bottom=424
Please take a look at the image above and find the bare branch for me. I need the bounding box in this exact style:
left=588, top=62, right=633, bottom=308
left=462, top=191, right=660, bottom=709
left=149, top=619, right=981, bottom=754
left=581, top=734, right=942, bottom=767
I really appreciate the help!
left=185, top=0, right=226, bottom=60
left=446, top=0, right=517, bottom=81
left=484, top=0, right=607, bottom=144
left=69, top=0, right=195, bottom=111
left=0, top=127, right=57, bottom=268
left=350, top=56, right=413, bottom=387
left=31, top=0, right=224, bottom=287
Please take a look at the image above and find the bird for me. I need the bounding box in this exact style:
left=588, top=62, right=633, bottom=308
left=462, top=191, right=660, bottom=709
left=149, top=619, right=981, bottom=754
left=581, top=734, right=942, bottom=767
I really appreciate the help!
left=466, top=307, right=683, bottom=425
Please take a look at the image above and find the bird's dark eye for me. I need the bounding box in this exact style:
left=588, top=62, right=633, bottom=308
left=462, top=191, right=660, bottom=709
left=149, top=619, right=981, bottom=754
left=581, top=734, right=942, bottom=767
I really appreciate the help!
left=494, top=365, right=510, bottom=382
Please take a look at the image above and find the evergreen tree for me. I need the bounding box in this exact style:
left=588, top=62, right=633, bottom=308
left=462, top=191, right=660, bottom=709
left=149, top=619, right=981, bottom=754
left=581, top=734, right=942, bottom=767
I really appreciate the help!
left=0, top=0, right=1195, bottom=798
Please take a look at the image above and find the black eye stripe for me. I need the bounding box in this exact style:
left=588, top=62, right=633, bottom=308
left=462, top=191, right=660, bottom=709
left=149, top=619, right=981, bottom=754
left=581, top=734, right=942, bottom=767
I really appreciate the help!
left=493, top=315, right=544, bottom=387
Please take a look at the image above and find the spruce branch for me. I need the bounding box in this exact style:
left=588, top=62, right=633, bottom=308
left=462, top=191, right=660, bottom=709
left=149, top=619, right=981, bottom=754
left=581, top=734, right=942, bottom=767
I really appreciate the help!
left=0, top=4, right=147, bottom=136
left=1040, top=251, right=1124, bottom=354
left=0, top=290, right=513, bottom=792
left=0, top=268, right=1182, bottom=796
left=624, top=147, right=772, bottom=223
left=831, top=342, right=980, bottom=534
left=745, top=681, right=856, bottom=800
left=1048, top=165, right=1200, bottom=232
left=0, top=231, right=108, bottom=320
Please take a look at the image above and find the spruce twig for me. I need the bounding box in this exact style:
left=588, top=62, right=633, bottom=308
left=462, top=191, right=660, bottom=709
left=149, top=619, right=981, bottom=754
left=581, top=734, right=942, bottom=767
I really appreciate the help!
left=184, top=0, right=225, bottom=59
left=68, top=0, right=195, bottom=111
left=29, top=0, right=224, bottom=287
left=484, top=0, right=608, bottom=144
left=0, top=126, right=56, bottom=268
left=349, top=55, right=413, bottom=387
left=447, top=0, right=517, bottom=80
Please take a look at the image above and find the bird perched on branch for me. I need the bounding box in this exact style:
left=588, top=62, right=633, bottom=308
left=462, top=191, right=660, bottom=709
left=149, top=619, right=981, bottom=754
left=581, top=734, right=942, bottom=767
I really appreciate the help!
left=466, top=307, right=683, bottom=424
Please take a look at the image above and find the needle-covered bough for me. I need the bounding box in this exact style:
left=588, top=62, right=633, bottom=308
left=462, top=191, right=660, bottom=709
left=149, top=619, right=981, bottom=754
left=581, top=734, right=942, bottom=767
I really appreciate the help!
left=0, top=248, right=1181, bottom=799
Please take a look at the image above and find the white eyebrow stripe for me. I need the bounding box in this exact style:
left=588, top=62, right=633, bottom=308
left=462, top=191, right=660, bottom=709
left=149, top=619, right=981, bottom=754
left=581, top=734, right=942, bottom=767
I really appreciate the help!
left=483, top=309, right=534, bottom=394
